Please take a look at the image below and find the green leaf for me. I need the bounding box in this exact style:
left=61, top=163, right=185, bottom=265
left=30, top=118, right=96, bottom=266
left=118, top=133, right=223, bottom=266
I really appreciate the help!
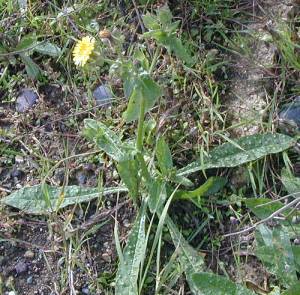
left=175, top=177, right=226, bottom=207
left=281, top=169, right=300, bottom=196
left=83, top=119, right=133, bottom=162
left=244, top=198, right=285, bottom=219
left=34, top=42, right=62, bottom=57
left=156, top=137, right=173, bottom=175
left=142, top=13, right=160, bottom=30
left=167, top=35, right=194, bottom=65
left=19, top=53, right=41, bottom=79
left=157, top=5, right=173, bottom=27
left=123, top=76, right=162, bottom=122
left=292, top=245, right=300, bottom=272
left=1, top=184, right=128, bottom=214
left=191, top=272, right=255, bottom=295
left=255, top=224, right=297, bottom=287
left=148, top=180, right=167, bottom=213
left=115, top=204, right=147, bottom=295
left=166, top=216, right=204, bottom=294
left=16, top=34, right=38, bottom=51
left=282, top=282, right=300, bottom=295
left=117, top=159, right=139, bottom=202
left=178, top=133, right=295, bottom=177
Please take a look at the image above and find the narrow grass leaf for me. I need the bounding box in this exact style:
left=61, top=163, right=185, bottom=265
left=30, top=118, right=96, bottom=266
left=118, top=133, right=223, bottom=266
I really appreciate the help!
left=1, top=184, right=128, bottom=214
left=178, top=133, right=295, bottom=177
left=115, top=204, right=147, bottom=295
left=191, top=272, right=255, bottom=295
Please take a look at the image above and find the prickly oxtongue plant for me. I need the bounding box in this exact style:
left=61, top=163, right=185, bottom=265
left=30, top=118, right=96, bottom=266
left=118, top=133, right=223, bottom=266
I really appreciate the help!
left=81, top=6, right=295, bottom=295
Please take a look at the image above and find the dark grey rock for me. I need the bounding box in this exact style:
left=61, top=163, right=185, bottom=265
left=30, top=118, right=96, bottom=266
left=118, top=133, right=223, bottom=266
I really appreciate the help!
left=16, top=89, right=38, bottom=113
left=15, top=261, right=27, bottom=274
left=278, top=97, right=300, bottom=134
left=93, top=85, right=113, bottom=106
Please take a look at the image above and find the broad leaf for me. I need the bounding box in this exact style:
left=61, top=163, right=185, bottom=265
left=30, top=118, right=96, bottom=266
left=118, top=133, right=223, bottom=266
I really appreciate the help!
left=281, top=169, right=300, bottom=196
left=244, top=198, right=285, bottom=220
left=166, top=35, right=194, bottom=65
left=255, top=224, right=297, bottom=287
left=115, top=204, right=147, bottom=295
left=123, top=76, right=162, bottom=122
left=19, top=53, right=41, bottom=79
left=156, top=136, right=173, bottom=175
left=142, top=13, right=160, bottom=30
left=166, top=216, right=204, bottom=294
left=117, top=159, right=139, bottom=202
left=84, top=119, right=134, bottom=162
left=16, top=34, right=38, bottom=51
left=1, top=184, right=128, bottom=214
left=282, top=282, right=300, bottom=295
left=34, top=42, right=62, bottom=57
left=292, top=245, right=300, bottom=272
left=178, top=133, right=295, bottom=177
left=191, top=272, right=255, bottom=295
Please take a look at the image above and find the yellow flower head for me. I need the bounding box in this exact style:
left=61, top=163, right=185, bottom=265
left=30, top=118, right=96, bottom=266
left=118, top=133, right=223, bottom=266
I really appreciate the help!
left=73, top=36, right=95, bottom=67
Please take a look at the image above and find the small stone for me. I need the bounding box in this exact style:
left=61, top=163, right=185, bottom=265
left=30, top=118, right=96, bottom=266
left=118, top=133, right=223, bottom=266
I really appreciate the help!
left=75, top=170, right=87, bottom=185
left=24, top=250, right=35, bottom=259
left=16, top=88, right=38, bottom=113
left=15, top=261, right=27, bottom=274
left=14, top=155, right=24, bottom=164
left=11, top=168, right=24, bottom=179
left=278, top=97, right=300, bottom=134
left=230, top=216, right=239, bottom=225
left=26, top=276, right=33, bottom=284
left=81, top=287, right=89, bottom=295
left=8, top=291, right=16, bottom=295
left=93, top=85, right=113, bottom=106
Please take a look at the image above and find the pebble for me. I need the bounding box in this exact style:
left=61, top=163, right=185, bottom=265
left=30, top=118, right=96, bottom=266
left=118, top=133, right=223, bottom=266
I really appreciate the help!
left=81, top=287, right=89, bottom=295
left=76, top=170, right=87, bottom=185
left=24, top=250, right=35, bottom=259
left=93, top=85, right=113, bottom=106
left=15, top=261, right=27, bottom=274
left=11, top=168, right=24, bottom=180
left=7, top=291, right=16, bottom=295
left=14, top=155, right=24, bottom=164
left=16, top=88, right=38, bottom=113
left=26, top=276, right=33, bottom=284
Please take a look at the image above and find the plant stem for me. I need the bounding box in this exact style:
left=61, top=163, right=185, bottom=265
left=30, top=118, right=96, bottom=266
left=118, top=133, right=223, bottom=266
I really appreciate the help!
left=136, top=96, right=146, bottom=152
left=135, top=46, right=161, bottom=184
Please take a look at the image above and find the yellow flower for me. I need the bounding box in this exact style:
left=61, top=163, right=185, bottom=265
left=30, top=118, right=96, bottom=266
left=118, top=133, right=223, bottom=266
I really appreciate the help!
left=73, top=36, right=95, bottom=67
